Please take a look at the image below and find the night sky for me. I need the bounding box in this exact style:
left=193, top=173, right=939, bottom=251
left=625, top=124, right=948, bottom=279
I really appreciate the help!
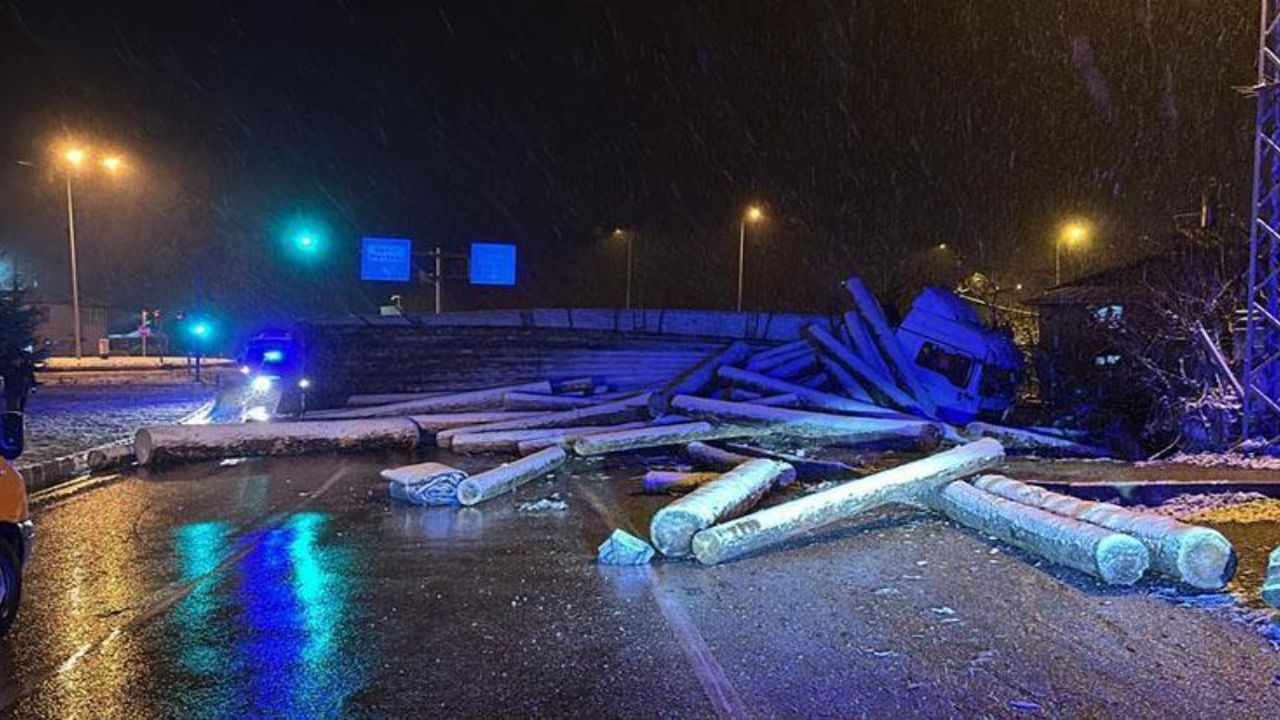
left=0, top=1, right=1261, bottom=336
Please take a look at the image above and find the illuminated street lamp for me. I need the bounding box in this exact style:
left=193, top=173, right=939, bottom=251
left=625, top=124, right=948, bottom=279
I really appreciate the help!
left=1055, top=220, right=1090, bottom=286
left=612, top=228, right=635, bottom=310
left=49, top=143, right=130, bottom=358
left=737, top=205, right=766, bottom=312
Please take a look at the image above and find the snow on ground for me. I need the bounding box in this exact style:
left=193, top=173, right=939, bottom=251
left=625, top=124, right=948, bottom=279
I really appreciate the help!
left=21, top=384, right=216, bottom=464
left=1144, top=452, right=1280, bottom=471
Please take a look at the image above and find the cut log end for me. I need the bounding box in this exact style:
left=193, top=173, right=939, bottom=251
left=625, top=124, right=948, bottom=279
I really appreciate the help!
left=1095, top=534, right=1151, bottom=586
left=1176, top=528, right=1237, bottom=590
left=650, top=509, right=703, bottom=557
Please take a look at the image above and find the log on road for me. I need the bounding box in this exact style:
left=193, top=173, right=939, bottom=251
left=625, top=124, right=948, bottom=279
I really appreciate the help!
left=642, top=470, right=723, bottom=494
left=669, top=395, right=941, bottom=448
left=407, top=412, right=543, bottom=434
left=804, top=324, right=926, bottom=416
left=435, top=394, right=651, bottom=448
left=650, top=459, right=794, bottom=557
left=717, top=366, right=901, bottom=418
left=648, top=341, right=753, bottom=416
left=306, top=381, right=554, bottom=419
left=87, top=441, right=135, bottom=471
left=971, top=475, right=1235, bottom=589
left=690, top=439, right=1004, bottom=565
left=572, top=421, right=767, bottom=456
left=963, top=422, right=1111, bottom=458
left=501, top=392, right=605, bottom=411
left=456, top=446, right=568, bottom=506
left=515, top=422, right=649, bottom=455
left=843, top=275, right=939, bottom=417
left=136, top=418, right=422, bottom=466
left=927, top=480, right=1150, bottom=585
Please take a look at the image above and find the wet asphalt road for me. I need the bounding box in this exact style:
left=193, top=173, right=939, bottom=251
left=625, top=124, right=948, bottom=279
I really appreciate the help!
left=1, top=449, right=1279, bottom=719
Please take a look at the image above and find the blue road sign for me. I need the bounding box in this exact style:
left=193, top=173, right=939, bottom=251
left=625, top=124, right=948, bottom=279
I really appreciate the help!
left=469, top=243, right=517, bottom=286
left=361, top=237, right=413, bottom=282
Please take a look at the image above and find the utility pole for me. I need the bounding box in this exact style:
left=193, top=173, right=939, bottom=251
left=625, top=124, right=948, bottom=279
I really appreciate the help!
left=434, top=246, right=443, bottom=315
left=66, top=174, right=82, bottom=359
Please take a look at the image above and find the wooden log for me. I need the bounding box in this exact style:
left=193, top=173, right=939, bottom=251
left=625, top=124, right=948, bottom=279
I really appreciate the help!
left=842, top=310, right=892, bottom=377
left=963, top=422, right=1110, bottom=458
left=347, top=391, right=445, bottom=406
left=554, top=377, right=596, bottom=394
left=572, top=421, right=768, bottom=456
left=306, top=381, right=554, bottom=419
left=791, top=371, right=830, bottom=390
left=435, top=394, right=651, bottom=448
left=815, top=354, right=873, bottom=403
left=1264, top=547, right=1280, bottom=608
left=719, top=442, right=856, bottom=482
left=642, top=470, right=722, bottom=494
left=515, top=422, right=649, bottom=455
left=927, top=481, right=1150, bottom=585
left=456, top=447, right=568, bottom=506
left=669, top=395, right=941, bottom=448
left=717, top=366, right=899, bottom=418
left=449, top=426, right=615, bottom=454
left=750, top=345, right=814, bottom=375
left=745, top=340, right=808, bottom=370
left=683, top=441, right=752, bottom=470
left=87, top=441, right=134, bottom=471
left=804, top=325, right=926, bottom=416
left=971, top=475, right=1235, bottom=589
left=843, top=275, right=939, bottom=417
left=767, top=352, right=818, bottom=380
left=649, top=341, right=754, bottom=416
left=501, top=392, right=604, bottom=411
left=690, top=439, right=1004, bottom=565
left=135, top=418, right=422, bottom=466
left=407, top=411, right=543, bottom=433
left=651, top=459, right=795, bottom=557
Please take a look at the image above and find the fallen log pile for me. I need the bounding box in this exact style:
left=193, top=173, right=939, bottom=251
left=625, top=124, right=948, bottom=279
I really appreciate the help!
left=127, top=276, right=1238, bottom=588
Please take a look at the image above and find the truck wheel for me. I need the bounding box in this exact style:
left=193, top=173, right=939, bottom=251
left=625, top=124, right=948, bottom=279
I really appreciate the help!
left=0, top=539, right=21, bottom=637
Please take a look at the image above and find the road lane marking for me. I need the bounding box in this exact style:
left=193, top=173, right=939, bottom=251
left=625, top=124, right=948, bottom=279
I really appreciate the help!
left=0, top=462, right=351, bottom=711
left=578, top=484, right=749, bottom=719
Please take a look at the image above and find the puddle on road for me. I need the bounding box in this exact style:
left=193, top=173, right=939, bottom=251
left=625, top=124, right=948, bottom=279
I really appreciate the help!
left=1186, top=500, right=1280, bottom=609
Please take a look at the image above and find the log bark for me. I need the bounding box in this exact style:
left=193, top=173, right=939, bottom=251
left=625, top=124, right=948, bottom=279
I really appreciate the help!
left=87, top=441, right=134, bottom=471
left=690, top=439, right=1004, bottom=565
left=843, top=275, right=939, bottom=417
left=963, top=422, right=1110, bottom=458
left=767, top=352, right=818, bottom=380
left=456, top=447, right=568, bottom=506
left=927, top=481, right=1150, bottom=585
left=572, top=421, right=767, bottom=456
left=717, top=366, right=900, bottom=418
left=435, top=394, right=651, bottom=448
left=971, top=475, right=1235, bottom=589
left=651, top=459, right=794, bottom=557
left=804, top=325, right=926, bottom=416
left=642, top=470, right=722, bottom=494
left=745, top=340, right=809, bottom=370
left=501, top=392, right=604, bottom=411
left=815, top=354, right=873, bottom=403
left=719, top=442, right=856, bottom=482
left=347, top=391, right=445, bottom=406
left=515, top=422, right=649, bottom=455
left=842, top=310, right=892, bottom=378
left=682, top=441, right=752, bottom=470
left=306, top=381, right=554, bottom=419
left=648, top=341, right=754, bottom=416
left=669, top=395, right=941, bottom=448
left=407, top=411, right=543, bottom=434
left=136, top=418, right=422, bottom=466
left=452, top=423, right=644, bottom=454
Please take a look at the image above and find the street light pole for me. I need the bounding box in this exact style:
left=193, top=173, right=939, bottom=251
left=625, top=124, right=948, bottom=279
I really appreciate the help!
left=736, top=219, right=746, bottom=312
left=625, top=232, right=633, bottom=311
left=65, top=173, right=83, bottom=359
left=1054, top=235, right=1061, bottom=287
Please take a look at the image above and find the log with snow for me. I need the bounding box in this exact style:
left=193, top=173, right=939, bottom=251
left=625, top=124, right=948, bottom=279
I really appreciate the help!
left=305, top=381, right=554, bottom=419
left=455, top=446, right=568, bottom=506
left=842, top=275, right=939, bottom=417
left=716, top=366, right=903, bottom=418
left=650, top=459, right=794, bottom=557
left=648, top=341, right=753, bottom=416
left=383, top=461, right=469, bottom=506
left=642, top=470, right=723, bottom=494
left=669, top=395, right=941, bottom=448
left=135, top=418, right=422, bottom=466
left=435, top=394, right=651, bottom=448
left=515, top=422, right=649, bottom=455
left=407, top=411, right=543, bottom=434
left=926, top=481, right=1150, bottom=585
left=803, top=324, right=926, bottom=416
left=690, top=439, right=1004, bottom=565
left=572, top=421, right=766, bottom=456
left=501, top=392, right=604, bottom=411
left=971, top=475, right=1235, bottom=589
left=450, top=425, right=621, bottom=454
left=962, top=422, right=1110, bottom=458
left=1264, top=547, right=1280, bottom=608
left=87, top=441, right=134, bottom=471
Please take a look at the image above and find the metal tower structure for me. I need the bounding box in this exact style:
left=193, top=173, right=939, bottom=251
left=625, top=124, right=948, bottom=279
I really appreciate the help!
left=1242, top=0, right=1280, bottom=439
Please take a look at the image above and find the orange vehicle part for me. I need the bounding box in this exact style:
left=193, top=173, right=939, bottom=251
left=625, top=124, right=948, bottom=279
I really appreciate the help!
left=0, top=459, right=29, bottom=525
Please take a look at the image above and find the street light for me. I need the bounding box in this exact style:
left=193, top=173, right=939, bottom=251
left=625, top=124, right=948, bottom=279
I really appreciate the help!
left=737, top=205, right=766, bottom=312
left=612, top=228, right=635, bottom=310
left=1055, top=220, right=1090, bottom=286
left=51, top=143, right=130, bottom=358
